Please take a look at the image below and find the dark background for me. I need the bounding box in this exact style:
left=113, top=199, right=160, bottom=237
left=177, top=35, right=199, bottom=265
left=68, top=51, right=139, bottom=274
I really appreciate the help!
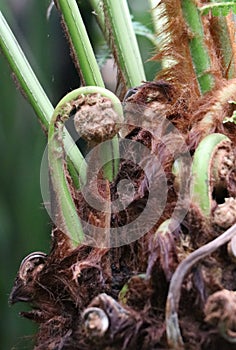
left=0, top=1, right=158, bottom=348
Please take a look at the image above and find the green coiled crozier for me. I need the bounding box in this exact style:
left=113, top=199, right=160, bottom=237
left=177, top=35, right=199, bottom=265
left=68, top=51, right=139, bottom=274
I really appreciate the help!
left=190, top=132, right=233, bottom=219
left=48, top=86, right=123, bottom=247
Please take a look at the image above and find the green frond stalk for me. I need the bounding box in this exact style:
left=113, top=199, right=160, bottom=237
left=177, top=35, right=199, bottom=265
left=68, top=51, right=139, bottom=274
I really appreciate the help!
left=181, top=0, right=215, bottom=94
left=91, top=0, right=157, bottom=54
left=55, top=0, right=104, bottom=87
left=48, top=119, right=85, bottom=248
left=214, top=18, right=236, bottom=79
left=0, top=11, right=87, bottom=185
left=100, top=137, right=120, bottom=182
left=89, top=0, right=105, bottom=32
left=0, top=12, right=52, bottom=129
left=102, top=0, right=146, bottom=88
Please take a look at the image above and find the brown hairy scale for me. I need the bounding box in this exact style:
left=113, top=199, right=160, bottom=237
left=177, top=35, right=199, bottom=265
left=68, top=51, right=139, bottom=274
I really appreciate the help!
left=200, top=10, right=224, bottom=81
left=188, top=79, right=236, bottom=149
left=151, top=0, right=200, bottom=97
left=9, top=77, right=236, bottom=349
left=208, top=13, right=236, bottom=79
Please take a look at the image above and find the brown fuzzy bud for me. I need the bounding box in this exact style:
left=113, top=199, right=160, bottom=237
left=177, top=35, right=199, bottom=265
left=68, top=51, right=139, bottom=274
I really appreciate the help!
left=74, top=93, right=123, bottom=143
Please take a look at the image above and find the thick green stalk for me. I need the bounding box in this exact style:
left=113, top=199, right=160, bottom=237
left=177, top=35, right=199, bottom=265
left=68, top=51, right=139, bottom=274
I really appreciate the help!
left=55, top=0, right=104, bottom=86
left=0, top=11, right=87, bottom=185
left=91, top=0, right=158, bottom=53
left=181, top=0, right=215, bottom=94
left=48, top=114, right=85, bottom=248
left=89, top=0, right=105, bottom=32
left=0, top=12, right=52, bottom=129
left=102, top=0, right=146, bottom=88
left=100, top=138, right=120, bottom=182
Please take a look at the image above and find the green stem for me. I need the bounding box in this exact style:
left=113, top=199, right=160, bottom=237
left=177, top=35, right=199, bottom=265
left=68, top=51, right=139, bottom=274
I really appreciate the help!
left=181, top=0, right=215, bottom=94
left=48, top=119, right=85, bottom=248
left=100, top=138, right=120, bottom=182
left=0, top=11, right=52, bottom=129
left=55, top=0, right=104, bottom=87
left=0, top=11, right=87, bottom=186
left=89, top=0, right=105, bottom=32
left=91, top=0, right=158, bottom=52
left=102, top=0, right=146, bottom=88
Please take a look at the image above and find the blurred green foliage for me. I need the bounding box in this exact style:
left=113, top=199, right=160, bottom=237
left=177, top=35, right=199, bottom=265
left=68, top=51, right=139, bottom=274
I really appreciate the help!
left=0, top=1, right=158, bottom=348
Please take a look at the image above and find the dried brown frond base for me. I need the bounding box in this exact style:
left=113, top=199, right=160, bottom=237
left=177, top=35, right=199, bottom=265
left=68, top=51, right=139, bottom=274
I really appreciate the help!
left=10, top=80, right=236, bottom=349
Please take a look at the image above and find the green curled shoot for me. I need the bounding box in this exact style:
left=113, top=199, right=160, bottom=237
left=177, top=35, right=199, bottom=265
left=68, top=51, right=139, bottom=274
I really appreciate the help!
left=190, top=133, right=232, bottom=218
left=48, top=86, right=123, bottom=247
